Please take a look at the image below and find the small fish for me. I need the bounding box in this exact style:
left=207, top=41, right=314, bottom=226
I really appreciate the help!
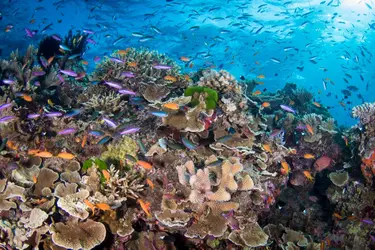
left=306, top=124, right=314, bottom=135
left=303, top=170, right=314, bottom=181
left=81, top=135, right=87, bottom=148
left=104, top=81, right=122, bottom=89
left=127, top=61, right=137, bottom=67
left=60, top=69, right=77, bottom=77
left=121, top=71, right=136, bottom=78
left=163, top=103, right=179, bottom=110
left=44, top=112, right=63, bottom=117
left=89, top=130, right=105, bottom=137
left=2, top=79, right=15, bottom=85
left=164, top=75, right=177, bottom=82
left=257, top=74, right=265, bottom=79
left=304, top=153, right=315, bottom=159
left=280, top=161, right=290, bottom=175
left=102, top=169, right=110, bottom=182
left=118, top=89, right=136, bottom=95
left=253, top=90, right=261, bottom=96
left=84, top=199, right=96, bottom=214
left=6, top=140, right=18, bottom=150
left=361, top=219, right=374, bottom=225
left=125, top=154, right=137, bottom=162
left=28, top=113, right=40, bottom=119
left=0, top=116, right=16, bottom=123
left=280, top=105, right=296, bottom=114
left=57, top=128, right=77, bottom=135
left=312, top=102, right=321, bottom=107
left=206, top=160, right=223, bottom=167
left=137, top=199, right=151, bottom=217
left=35, top=151, right=53, bottom=158
left=59, top=44, right=71, bottom=51
left=0, top=103, right=12, bottom=111
left=97, top=136, right=112, bottom=145
left=137, top=160, right=153, bottom=170
left=216, top=135, right=233, bottom=143
left=153, top=64, right=172, bottom=70
left=32, top=175, right=38, bottom=184
left=120, top=127, right=140, bottom=135
left=65, top=109, right=81, bottom=117
left=96, top=203, right=111, bottom=211
left=151, top=110, right=168, bottom=117
left=261, top=102, right=270, bottom=108
left=57, top=152, right=75, bottom=160
left=263, top=144, right=272, bottom=153
left=333, top=213, right=343, bottom=220
left=103, top=117, right=117, bottom=129
left=146, top=178, right=154, bottom=189
left=180, top=56, right=190, bottom=62
left=271, top=57, right=281, bottom=63
left=182, top=137, right=197, bottom=150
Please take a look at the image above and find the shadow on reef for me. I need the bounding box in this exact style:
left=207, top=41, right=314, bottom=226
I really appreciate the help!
left=1, top=42, right=375, bottom=249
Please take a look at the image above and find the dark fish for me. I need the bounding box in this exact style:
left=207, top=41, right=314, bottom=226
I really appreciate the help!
left=347, top=85, right=358, bottom=91
left=97, top=136, right=112, bottom=145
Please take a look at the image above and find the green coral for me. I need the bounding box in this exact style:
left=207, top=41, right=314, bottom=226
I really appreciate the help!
left=184, top=86, right=218, bottom=110
left=101, top=137, right=138, bottom=165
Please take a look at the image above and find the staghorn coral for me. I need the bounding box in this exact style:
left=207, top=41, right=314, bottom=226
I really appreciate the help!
left=82, top=86, right=127, bottom=114
left=352, top=102, right=375, bottom=125
left=102, top=165, right=145, bottom=202
left=50, top=218, right=106, bottom=250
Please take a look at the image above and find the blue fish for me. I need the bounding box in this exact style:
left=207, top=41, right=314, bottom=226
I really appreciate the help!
left=182, top=137, right=197, bottom=150
left=151, top=110, right=168, bottom=117
left=97, top=136, right=112, bottom=145
left=89, top=130, right=105, bottom=137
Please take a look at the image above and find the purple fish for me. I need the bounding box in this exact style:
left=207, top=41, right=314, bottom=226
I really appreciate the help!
left=57, top=74, right=65, bottom=83
left=120, top=127, right=140, bottom=135
left=27, top=113, right=41, bottom=119
left=110, top=57, right=124, bottom=63
left=34, top=81, right=41, bottom=86
left=87, top=38, right=96, bottom=44
left=280, top=104, right=296, bottom=114
left=83, top=29, right=95, bottom=34
left=361, top=219, right=374, bottom=225
left=104, top=81, right=122, bottom=89
left=103, top=117, right=117, bottom=129
left=44, top=112, right=63, bottom=117
left=32, top=71, right=46, bottom=76
left=295, top=124, right=306, bottom=131
left=153, top=64, right=172, bottom=70
left=121, top=71, right=136, bottom=78
left=57, top=128, right=77, bottom=135
left=0, top=103, right=12, bottom=111
left=60, top=69, right=78, bottom=77
left=40, top=56, right=48, bottom=68
left=94, top=56, right=101, bottom=62
left=52, top=35, right=61, bottom=41
left=2, top=79, right=15, bottom=85
left=371, top=235, right=375, bottom=242
left=119, top=89, right=136, bottom=95
left=0, top=116, right=16, bottom=123
left=25, top=28, right=34, bottom=38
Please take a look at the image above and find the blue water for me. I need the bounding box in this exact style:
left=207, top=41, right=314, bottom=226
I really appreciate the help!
left=1, top=0, right=374, bottom=126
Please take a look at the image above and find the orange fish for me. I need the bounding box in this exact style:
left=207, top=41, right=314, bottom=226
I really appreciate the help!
left=57, top=152, right=75, bottom=160
left=342, top=136, right=348, bottom=147
left=102, top=169, right=110, bottom=182
left=289, top=148, right=297, bottom=154
left=306, top=124, right=314, bottom=135
left=117, top=48, right=130, bottom=55
left=280, top=161, right=290, bottom=175
left=28, top=149, right=40, bottom=155
left=252, top=90, right=261, bottom=96
left=304, top=153, right=315, bottom=159
left=81, top=134, right=87, bottom=148
left=138, top=199, right=151, bottom=217
left=96, top=203, right=111, bottom=211
left=137, top=160, right=153, bottom=170
left=164, top=75, right=177, bottom=82
left=255, top=61, right=260, bottom=65
left=257, top=74, right=265, bottom=79
left=189, top=62, right=194, bottom=68
left=303, top=170, right=314, bottom=181
left=180, top=56, right=190, bottom=62
left=29, top=19, right=36, bottom=24
left=289, top=100, right=295, bottom=106
left=163, top=102, right=179, bottom=110
left=22, top=95, right=33, bottom=102
left=84, top=199, right=96, bottom=214
left=127, top=62, right=137, bottom=67
left=263, top=144, right=272, bottom=153
left=48, top=56, right=54, bottom=65
left=6, top=140, right=18, bottom=150
left=261, top=102, right=270, bottom=108
left=184, top=74, right=191, bottom=81
left=146, top=178, right=154, bottom=189
left=81, top=60, right=89, bottom=65
left=333, top=212, right=343, bottom=220
left=35, top=151, right=53, bottom=158
left=312, top=102, right=321, bottom=108
left=32, top=175, right=38, bottom=184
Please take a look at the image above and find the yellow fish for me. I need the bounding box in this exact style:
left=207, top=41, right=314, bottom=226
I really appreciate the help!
left=303, top=170, right=314, bottom=181
left=280, top=161, right=290, bottom=175
left=57, top=152, right=75, bottom=160
left=35, top=151, right=53, bottom=158
left=263, top=144, right=272, bottom=153
left=163, top=102, right=179, bottom=110
left=257, top=74, right=265, bottom=79
left=304, top=153, right=315, bottom=159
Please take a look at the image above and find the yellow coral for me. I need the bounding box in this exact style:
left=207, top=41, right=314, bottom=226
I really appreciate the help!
left=101, top=137, right=138, bottom=164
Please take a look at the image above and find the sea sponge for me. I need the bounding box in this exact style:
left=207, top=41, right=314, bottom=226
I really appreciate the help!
left=50, top=218, right=106, bottom=250
left=184, top=86, right=219, bottom=110
left=101, top=136, right=138, bottom=162
left=329, top=171, right=349, bottom=187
